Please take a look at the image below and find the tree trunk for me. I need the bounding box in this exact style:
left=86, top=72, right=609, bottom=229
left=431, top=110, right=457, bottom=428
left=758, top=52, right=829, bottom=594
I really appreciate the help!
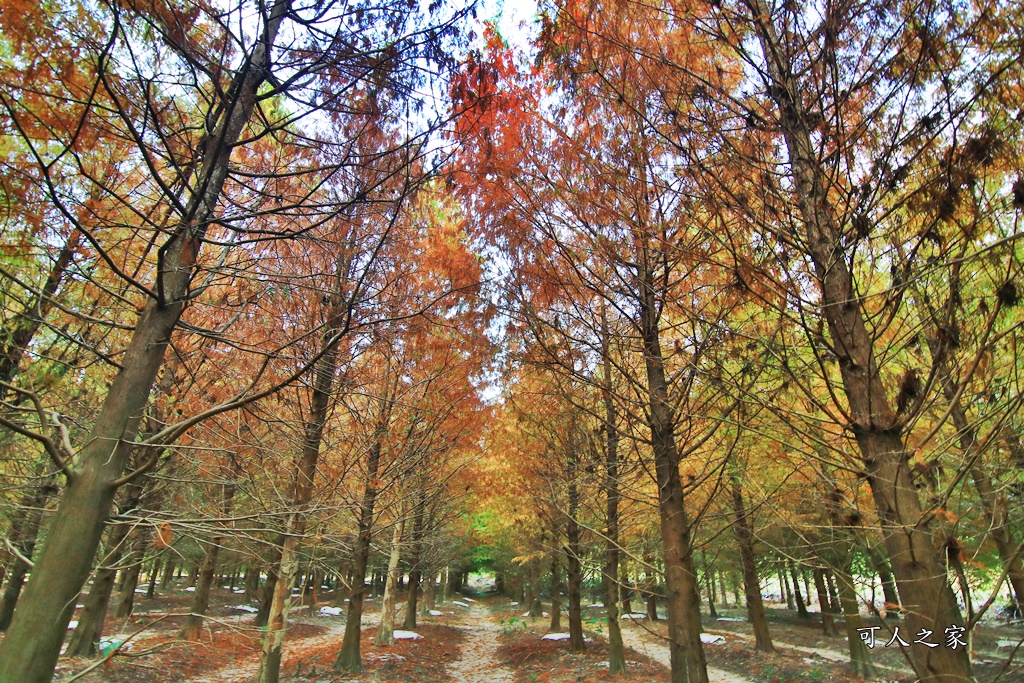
left=789, top=562, right=809, bottom=619
left=161, top=555, right=176, bottom=588
left=255, top=542, right=282, bottom=628
left=549, top=552, right=562, bottom=633
left=600, top=323, right=626, bottom=672
left=813, top=568, right=836, bottom=637
left=0, top=473, right=57, bottom=632
left=826, top=572, right=840, bottom=616
left=0, top=3, right=292, bottom=679
left=180, top=468, right=238, bottom=641
left=146, top=554, right=160, bottom=599
left=65, top=521, right=134, bottom=657
left=566, top=452, right=585, bottom=653
left=334, top=402, right=389, bottom=673
left=702, top=555, right=718, bottom=620
left=529, top=559, right=544, bottom=617
left=643, top=554, right=660, bottom=621
left=254, top=265, right=353, bottom=683
left=0, top=229, right=82, bottom=387
left=403, top=493, right=426, bottom=631
left=730, top=476, right=773, bottom=651
left=619, top=557, right=632, bottom=615
left=780, top=568, right=794, bottom=610
left=749, top=2, right=972, bottom=679
left=66, top=473, right=150, bottom=657
left=421, top=571, right=436, bottom=613
left=245, top=565, right=261, bottom=602
left=835, top=555, right=878, bottom=677
left=865, top=544, right=901, bottom=618
left=114, top=549, right=143, bottom=619
left=639, top=270, right=708, bottom=683
left=375, top=517, right=406, bottom=646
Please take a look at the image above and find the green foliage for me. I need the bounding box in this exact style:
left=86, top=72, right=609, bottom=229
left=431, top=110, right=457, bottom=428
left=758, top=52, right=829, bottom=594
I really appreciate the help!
left=499, top=616, right=527, bottom=636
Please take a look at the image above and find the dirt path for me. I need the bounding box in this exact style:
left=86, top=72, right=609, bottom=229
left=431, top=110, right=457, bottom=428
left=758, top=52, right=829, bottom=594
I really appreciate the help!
left=711, top=629, right=915, bottom=676
left=619, top=623, right=754, bottom=683
left=708, top=629, right=849, bottom=663
left=446, top=604, right=515, bottom=683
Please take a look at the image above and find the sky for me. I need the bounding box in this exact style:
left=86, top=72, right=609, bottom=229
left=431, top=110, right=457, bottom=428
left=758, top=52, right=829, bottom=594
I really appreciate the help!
left=482, top=0, right=541, bottom=52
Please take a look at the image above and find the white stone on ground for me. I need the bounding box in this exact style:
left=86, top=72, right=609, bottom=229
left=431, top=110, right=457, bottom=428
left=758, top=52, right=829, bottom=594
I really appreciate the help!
left=233, top=605, right=259, bottom=613
left=319, top=606, right=342, bottom=616
left=700, top=633, right=726, bottom=645
left=430, top=610, right=444, bottom=616
left=620, top=613, right=647, bottom=620
left=453, top=600, right=470, bottom=607
left=542, top=633, right=570, bottom=640
left=393, top=630, right=422, bottom=639
left=541, top=633, right=591, bottom=642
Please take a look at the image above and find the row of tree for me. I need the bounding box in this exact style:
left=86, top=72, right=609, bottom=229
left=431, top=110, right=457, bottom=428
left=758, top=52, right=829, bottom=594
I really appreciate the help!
left=457, top=0, right=1024, bottom=682
left=0, top=0, right=493, bottom=682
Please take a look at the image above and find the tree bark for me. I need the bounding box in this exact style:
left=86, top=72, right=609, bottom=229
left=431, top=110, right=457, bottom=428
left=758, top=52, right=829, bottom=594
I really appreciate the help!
left=730, top=476, right=773, bottom=651
left=835, top=554, right=878, bottom=677
left=255, top=260, right=353, bottom=683
left=421, top=570, right=437, bottom=612
left=549, top=552, right=562, bottom=633
left=255, top=542, right=283, bottom=629
left=334, top=399, right=390, bottom=672
left=749, top=2, right=972, bottom=678
left=529, top=559, right=544, bottom=617
left=65, top=521, right=134, bottom=657
left=114, top=541, right=144, bottom=619
left=812, top=568, right=836, bottom=637
left=180, top=466, right=238, bottom=641
left=0, top=228, right=81, bottom=387
left=639, top=266, right=708, bottom=683
left=0, top=472, right=57, bottom=632
left=780, top=568, right=794, bottom=610
left=703, top=555, right=718, bottom=620
left=244, top=564, right=261, bottom=602
left=403, top=498, right=425, bottom=631
left=0, top=4, right=292, bottom=679
left=566, top=447, right=585, bottom=653
left=145, top=554, right=160, bottom=599
left=375, top=517, right=406, bottom=646
left=864, top=544, right=901, bottom=618
left=789, top=562, right=809, bottom=619
left=161, top=555, right=176, bottom=588
left=826, top=572, right=840, bottom=616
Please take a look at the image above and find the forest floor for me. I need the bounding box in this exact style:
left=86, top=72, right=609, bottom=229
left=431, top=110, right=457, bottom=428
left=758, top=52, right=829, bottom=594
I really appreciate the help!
left=23, top=585, right=1024, bottom=683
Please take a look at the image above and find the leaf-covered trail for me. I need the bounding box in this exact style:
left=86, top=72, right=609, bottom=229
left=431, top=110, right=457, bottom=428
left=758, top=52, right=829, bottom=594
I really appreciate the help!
left=619, top=623, right=754, bottom=683
left=445, top=603, right=516, bottom=683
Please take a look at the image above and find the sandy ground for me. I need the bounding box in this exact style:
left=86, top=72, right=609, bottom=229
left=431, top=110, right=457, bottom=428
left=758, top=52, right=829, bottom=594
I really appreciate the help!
left=618, top=622, right=754, bottom=683
left=446, top=603, right=516, bottom=683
